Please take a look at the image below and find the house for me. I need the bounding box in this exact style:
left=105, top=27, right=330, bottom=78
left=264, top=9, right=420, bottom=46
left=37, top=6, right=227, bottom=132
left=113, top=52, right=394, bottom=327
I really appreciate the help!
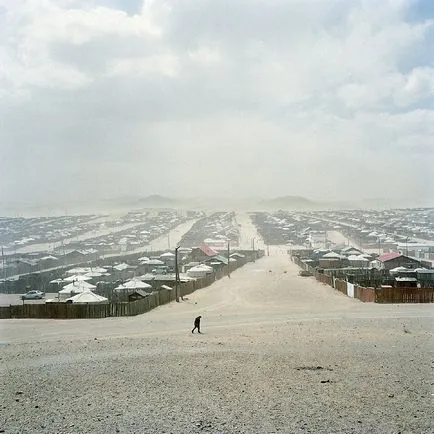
left=319, top=258, right=343, bottom=269
left=347, top=254, right=370, bottom=268
left=183, top=262, right=200, bottom=273
left=341, top=246, right=364, bottom=256
left=138, top=259, right=167, bottom=274
left=139, top=273, right=192, bottom=290
left=190, top=245, right=218, bottom=263
left=415, top=268, right=434, bottom=286
left=204, top=254, right=229, bottom=272
left=204, top=254, right=228, bottom=265
left=15, top=259, right=39, bottom=275
left=60, top=249, right=89, bottom=264
left=397, top=242, right=434, bottom=256
left=395, top=277, right=418, bottom=288
left=107, top=263, right=135, bottom=281
left=377, top=252, right=422, bottom=271
left=39, top=255, right=59, bottom=269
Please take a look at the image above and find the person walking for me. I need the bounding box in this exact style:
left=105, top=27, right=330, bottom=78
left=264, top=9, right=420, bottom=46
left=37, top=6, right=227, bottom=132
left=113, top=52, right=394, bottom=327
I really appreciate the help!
left=192, top=315, right=202, bottom=334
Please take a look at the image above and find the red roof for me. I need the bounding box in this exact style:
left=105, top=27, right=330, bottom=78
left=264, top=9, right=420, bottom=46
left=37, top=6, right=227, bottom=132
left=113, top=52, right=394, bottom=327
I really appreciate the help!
left=199, top=245, right=218, bottom=257
left=378, top=252, right=402, bottom=262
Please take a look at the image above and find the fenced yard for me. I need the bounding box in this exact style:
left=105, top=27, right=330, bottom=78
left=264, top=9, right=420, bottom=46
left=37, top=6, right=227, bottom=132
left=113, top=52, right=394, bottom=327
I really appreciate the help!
left=0, top=253, right=264, bottom=319
left=292, top=254, right=434, bottom=303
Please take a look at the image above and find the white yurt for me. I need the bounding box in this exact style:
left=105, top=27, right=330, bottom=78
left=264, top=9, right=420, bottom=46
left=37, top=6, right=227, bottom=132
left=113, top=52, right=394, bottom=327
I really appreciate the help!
left=187, top=264, right=214, bottom=279
left=59, top=281, right=97, bottom=298
left=66, top=291, right=108, bottom=304
left=64, top=274, right=92, bottom=282
left=113, top=263, right=130, bottom=271
left=115, top=279, right=152, bottom=292
left=160, top=252, right=175, bottom=259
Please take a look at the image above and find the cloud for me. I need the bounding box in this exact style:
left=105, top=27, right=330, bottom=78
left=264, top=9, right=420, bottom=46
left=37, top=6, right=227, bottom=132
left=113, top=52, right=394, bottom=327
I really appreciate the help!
left=106, top=53, right=180, bottom=78
left=0, top=0, right=433, bottom=207
left=395, top=67, right=434, bottom=106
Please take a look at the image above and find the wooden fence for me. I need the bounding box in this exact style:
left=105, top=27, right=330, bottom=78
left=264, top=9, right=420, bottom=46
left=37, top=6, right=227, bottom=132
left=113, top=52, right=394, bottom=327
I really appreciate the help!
left=292, top=254, right=434, bottom=304
left=315, top=273, right=333, bottom=286
left=0, top=278, right=202, bottom=320
left=375, top=287, right=434, bottom=303
left=356, top=286, right=376, bottom=303
left=334, top=278, right=348, bottom=295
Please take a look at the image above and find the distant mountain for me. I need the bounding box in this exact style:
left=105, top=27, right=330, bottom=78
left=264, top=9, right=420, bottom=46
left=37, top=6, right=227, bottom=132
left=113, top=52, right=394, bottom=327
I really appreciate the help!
left=135, top=195, right=180, bottom=208
left=99, top=194, right=180, bottom=209
left=3, top=193, right=430, bottom=218
left=259, top=196, right=320, bottom=210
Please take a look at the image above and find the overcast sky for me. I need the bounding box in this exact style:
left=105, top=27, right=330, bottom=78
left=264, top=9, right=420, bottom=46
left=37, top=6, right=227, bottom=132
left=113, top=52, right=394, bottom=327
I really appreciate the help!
left=1, top=0, right=433, bottom=206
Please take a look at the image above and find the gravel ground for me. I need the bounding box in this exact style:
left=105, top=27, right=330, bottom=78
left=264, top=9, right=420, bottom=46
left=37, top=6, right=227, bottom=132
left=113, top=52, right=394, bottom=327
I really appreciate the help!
left=1, top=249, right=433, bottom=434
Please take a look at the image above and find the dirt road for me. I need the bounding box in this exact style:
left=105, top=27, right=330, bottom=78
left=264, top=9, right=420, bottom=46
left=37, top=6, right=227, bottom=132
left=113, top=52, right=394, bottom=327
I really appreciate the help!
left=235, top=212, right=264, bottom=250
left=1, top=249, right=433, bottom=433
left=145, top=219, right=197, bottom=251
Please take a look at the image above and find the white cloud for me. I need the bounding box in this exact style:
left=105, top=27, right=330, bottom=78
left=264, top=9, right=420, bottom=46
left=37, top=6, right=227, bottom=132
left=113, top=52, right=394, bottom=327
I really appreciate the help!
left=0, top=0, right=166, bottom=96
left=188, top=46, right=221, bottom=64
left=0, top=0, right=433, bottom=205
left=106, top=53, right=180, bottom=77
left=395, top=67, right=434, bottom=106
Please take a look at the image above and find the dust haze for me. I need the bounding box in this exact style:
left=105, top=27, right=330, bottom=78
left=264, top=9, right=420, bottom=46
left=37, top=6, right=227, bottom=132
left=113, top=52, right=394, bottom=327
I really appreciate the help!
left=1, top=0, right=433, bottom=215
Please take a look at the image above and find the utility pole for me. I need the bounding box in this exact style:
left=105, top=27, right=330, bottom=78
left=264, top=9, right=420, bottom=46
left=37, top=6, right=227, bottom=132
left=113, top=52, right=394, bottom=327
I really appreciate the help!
left=252, top=238, right=256, bottom=262
left=1, top=246, right=6, bottom=283
left=167, top=233, right=170, bottom=250
left=175, top=245, right=180, bottom=302
left=227, top=241, right=230, bottom=278
left=267, top=225, right=270, bottom=257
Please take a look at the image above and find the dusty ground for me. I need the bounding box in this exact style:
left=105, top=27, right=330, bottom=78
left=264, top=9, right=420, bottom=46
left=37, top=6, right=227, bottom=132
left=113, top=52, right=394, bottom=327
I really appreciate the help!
left=1, top=248, right=433, bottom=434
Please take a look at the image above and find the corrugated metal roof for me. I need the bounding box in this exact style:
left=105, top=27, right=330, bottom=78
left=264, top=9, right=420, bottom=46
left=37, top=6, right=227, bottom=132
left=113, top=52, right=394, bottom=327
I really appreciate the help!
left=206, top=254, right=228, bottom=265
left=378, top=252, right=401, bottom=262
left=395, top=277, right=417, bottom=282
left=198, top=245, right=218, bottom=257
left=322, top=252, right=340, bottom=258
left=129, top=290, right=149, bottom=297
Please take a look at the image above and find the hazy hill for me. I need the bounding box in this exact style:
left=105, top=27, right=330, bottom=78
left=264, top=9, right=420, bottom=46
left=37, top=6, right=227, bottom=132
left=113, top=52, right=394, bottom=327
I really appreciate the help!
left=135, top=195, right=180, bottom=208
left=259, top=196, right=321, bottom=210
left=2, top=194, right=432, bottom=217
